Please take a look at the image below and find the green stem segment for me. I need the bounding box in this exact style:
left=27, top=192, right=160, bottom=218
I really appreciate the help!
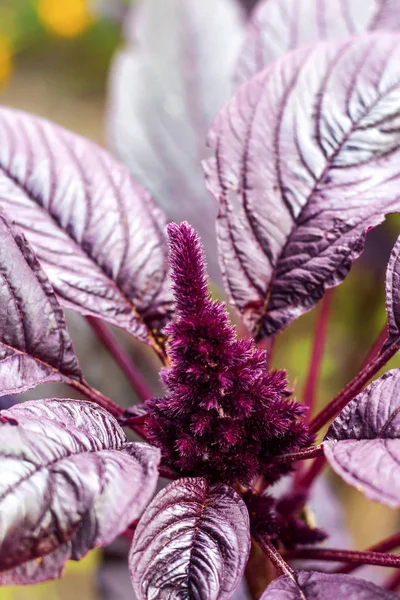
left=359, top=324, right=388, bottom=371
left=71, top=379, right=124, bottom=419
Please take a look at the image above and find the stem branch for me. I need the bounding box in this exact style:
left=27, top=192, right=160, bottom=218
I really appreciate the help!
left=283, top=548, right=400, bottom=569
left=255, top=535, right=296, bottom=579
left=335, top=531, right=400, bottom=575
left=303, top=291, right=333, bottom=416
left=276, top=445, right=324, bottom=464
left=71, top=379, right=151, bottom=442
left=86, top=316, right=152, bottom=401
left=310, top=340, right=398, bottom=434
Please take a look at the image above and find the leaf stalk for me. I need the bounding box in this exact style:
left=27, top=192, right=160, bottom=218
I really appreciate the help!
left=309, top=339, right=398, bottom=433
left=86, top=316, right=153, bottom=401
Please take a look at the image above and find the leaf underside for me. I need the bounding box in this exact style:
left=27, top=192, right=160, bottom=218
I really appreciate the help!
left=0, top=214, right=82, bottom=397
left=324, top=369, right=400, bottom=507
left=0, top=106, right=172, bottom=349
left=205, top=32, right=400, bottom=339
left=129, top=477, right=250, bottom=600
left=236, top=0, right=400, bottom=84
left=261, top=570, right=399, bottom=599
left=0, top=399, right=160, bottom=582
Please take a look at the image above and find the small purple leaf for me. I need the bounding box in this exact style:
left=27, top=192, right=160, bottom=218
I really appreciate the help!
left=107, top=0, right=245, bottom=282
left=385, top=236, right=400, bottom=348
left=0, top=215, right=82, bottom=396
left=323, top=369, right=400, bottom=507
left=236, top=0, right=400, bottom=84
left=0, top=106, right=172, bottom=349
left=260, top=571, right=398, bottom=599
left=205, top=33, right=400, bottom=339
left=129, top=477, right=250, bottom=600
left=0, top=398, right=160, bottom=578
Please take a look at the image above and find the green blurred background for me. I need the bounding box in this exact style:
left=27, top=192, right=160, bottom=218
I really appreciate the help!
left=0, top=0, right=400, bottom=597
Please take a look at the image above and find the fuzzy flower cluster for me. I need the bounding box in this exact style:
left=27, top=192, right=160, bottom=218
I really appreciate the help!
left=146, top=222, right=312, bottom=485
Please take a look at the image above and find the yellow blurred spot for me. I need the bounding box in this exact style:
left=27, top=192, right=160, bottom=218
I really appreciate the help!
left=0, top=36, right=12, bottom=88
left=37, top=0, right=94, bottom=38
left=66, top=548, right=100, bottom=573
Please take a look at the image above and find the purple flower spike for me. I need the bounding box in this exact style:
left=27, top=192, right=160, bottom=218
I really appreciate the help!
left=146, top=222, right=312, bottom=485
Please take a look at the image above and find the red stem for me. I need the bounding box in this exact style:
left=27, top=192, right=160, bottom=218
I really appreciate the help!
left=334, top=531, right=400, bottom=575
left=276, top=445, right=324, bottom=464
left=71, top=379, right=151, bottom=441
left=283, top=548, right=400, bottom=569
left=296, top=454, right=327, bottom=490
left=384, top=570, right=400, bottom=592
left=70, top=379, right=180, bottom=480
left=71, top=379, right=124, bottom=419
left=309, top=340, right=398, bottom=434
left=260, top=336, right=276, bottom=369
left=254, top=535, right=296, bottom=580
left=86, top=316, right=153, bottom=401
left=359, top=324, right=388, bottom=371
left=302, top=291, right=334, bottom=417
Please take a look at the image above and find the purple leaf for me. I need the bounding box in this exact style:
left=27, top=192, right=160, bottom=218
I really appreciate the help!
left=0, top=546, right=70, bottom=585
left=0, top=398, right=160, bottom=579
left=204, top=33, right=400, bottom=339
left=385, top=236, right=400, bottom=348
left=0, top=215, right=82, bottom=396
left=129, top=477, right=250, bottom=600
left=323, top=369, right=400, bottom=507
left=107, top=0, right=245, bottom=282
left=236, top=0, right=400, bottom=84
left=0, top=395, right=18, bottom=409
left=238, top=0, right=259, bottom=15
left=0, top=106, right=172, bottom=349
left=260, top=571, right=398, bottom=599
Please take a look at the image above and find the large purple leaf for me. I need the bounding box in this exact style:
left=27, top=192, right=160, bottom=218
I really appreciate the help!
left=0, top=398, right=160, bottom=579
left=205, top=33, right=400, bottom=339
left=323, top=369, right=400, bottom=507
left=0, top=106, right=172, bottom=350
left=0, top=215, right=82, bottom=396
left=129, top=477, right=250, bottom=600
left=236, top=0, right=400, bottom=84
left=106, top=0, right=245, bottom=282
left=261, top=571, right=398, bottom=599
left=385, top=235, right=400, bottom=348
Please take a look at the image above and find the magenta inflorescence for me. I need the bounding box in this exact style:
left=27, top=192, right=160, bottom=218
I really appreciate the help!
left=146, top=222, right=312, bottom=485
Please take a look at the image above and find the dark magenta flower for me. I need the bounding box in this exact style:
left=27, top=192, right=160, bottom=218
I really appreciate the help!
left=146, top=222, right=312, bottom=485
